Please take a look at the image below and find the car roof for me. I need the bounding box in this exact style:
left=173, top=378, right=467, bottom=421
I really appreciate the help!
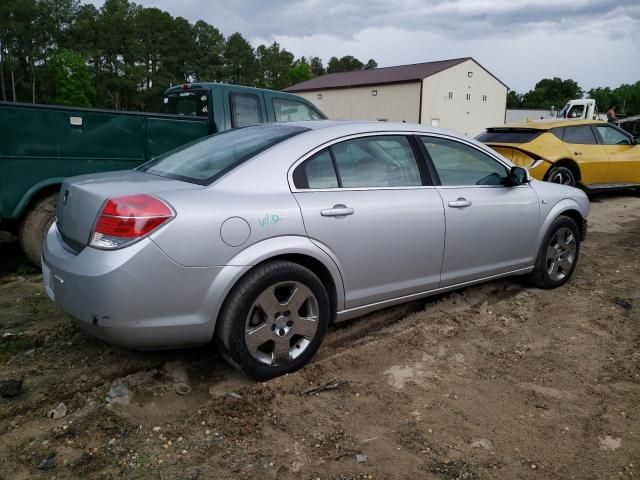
left=493, top=119, right=605, bottom=130
left=281, top=119, right=462, bottom=136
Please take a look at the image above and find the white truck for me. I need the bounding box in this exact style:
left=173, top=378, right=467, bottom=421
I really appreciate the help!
left=557, top=99, right=608, bottom=121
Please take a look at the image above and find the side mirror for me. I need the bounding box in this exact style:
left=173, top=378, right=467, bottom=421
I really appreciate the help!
left=507, top=166, right=529, bottom=186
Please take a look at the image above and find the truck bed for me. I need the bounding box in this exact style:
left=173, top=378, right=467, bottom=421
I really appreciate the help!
left=0, top=102, right=209, bottom=220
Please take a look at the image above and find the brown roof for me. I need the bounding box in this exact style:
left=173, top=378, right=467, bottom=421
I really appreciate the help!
left=285, top=57, right=507, bottom=93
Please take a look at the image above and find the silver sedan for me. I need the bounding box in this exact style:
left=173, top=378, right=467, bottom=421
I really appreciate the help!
left=42, top=121, right=590, bottom=379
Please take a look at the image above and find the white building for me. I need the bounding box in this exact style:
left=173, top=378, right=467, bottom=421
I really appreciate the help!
left=284, top=57, right=508, bottom=137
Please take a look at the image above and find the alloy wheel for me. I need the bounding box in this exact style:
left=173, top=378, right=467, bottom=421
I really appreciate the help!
left=244, top=281, right=319, bottom=366
left=545, top=227, right=577, bottom=281
left=549, top=170, right=575, bottom=186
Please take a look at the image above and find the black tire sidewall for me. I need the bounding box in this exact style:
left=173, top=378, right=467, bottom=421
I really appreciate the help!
left=546, top=166, right=576, bottom=187
left=18, top=193, right=58, bottom=267
left=535, top=216, right=580, bottom=288
left=218, top=261, right=330, bottom=380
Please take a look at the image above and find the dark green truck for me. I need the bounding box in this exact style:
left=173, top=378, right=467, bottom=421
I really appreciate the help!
left=0, top=83, right=325, bottom=264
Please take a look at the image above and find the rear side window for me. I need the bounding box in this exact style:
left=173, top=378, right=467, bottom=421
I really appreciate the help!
left=293, top=150, right=338, bottom=189
left=273, top=98, right=323, bottom=121
left=139, top=125, right=308, bottom=185
left=476, top=129, right=542, bottom=143
left=230, top=93, right=263, bottom=128
left=332, top=136, right=422, bottom=188
left=563, top=126, right=597, bottom=144
left=293, top=136, right=423, bottom=189
left=550, top=127, right=564, bottom=140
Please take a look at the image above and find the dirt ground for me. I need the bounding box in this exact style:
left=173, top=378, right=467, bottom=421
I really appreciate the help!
left=1, top=192, right=639, bottom=480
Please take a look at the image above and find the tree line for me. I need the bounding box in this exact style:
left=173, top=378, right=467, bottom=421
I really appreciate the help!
left=507, top=77, right=640, bottom=116
left=0, top=0, right=377, bottom=111
left=2, top=0, right=637, bottom=117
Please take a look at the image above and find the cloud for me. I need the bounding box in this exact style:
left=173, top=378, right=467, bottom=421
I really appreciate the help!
left=194, top=0, right=640, bottom=39
left=87, top=0, right=640, bottom=91
left=264, top=23, right=638, bottom=92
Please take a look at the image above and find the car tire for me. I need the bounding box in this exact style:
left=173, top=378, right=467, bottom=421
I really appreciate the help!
left=528, top=215, right=580, bottom=289
left=18, top=192, right=58, bottom=267
left=216, top=260, right=330, bottom=380
left=546, top=166, right=577, bottom=187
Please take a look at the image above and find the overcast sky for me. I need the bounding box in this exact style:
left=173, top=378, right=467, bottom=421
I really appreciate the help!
left=91, top=0, right=639, bottom=92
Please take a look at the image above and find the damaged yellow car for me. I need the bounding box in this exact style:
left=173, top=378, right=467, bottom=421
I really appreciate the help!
left=478, top=120, right=640, bottom=189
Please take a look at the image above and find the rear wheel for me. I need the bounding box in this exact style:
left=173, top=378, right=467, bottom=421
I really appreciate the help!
left=546, top=165, right=577, bottom=187
left=216, top=260, right=330, bottom=380
left=18, top=193, right=58, bottom=267
left=528, top=215, right=580, bottom=289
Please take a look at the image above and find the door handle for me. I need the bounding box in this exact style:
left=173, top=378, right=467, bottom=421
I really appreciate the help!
left=574, top=151, right=583, bottom=155
left=321, top=204, right=354, bottom=217
left=448, top=198, right=472, bottom=208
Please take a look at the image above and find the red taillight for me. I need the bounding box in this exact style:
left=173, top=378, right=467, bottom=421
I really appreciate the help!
left=90, top=195, right=174, bottom=249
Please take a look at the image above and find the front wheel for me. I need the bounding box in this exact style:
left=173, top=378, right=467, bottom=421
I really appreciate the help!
left=528, top=215, right=580, bottom=289
left=546, top=165, right=577, bottom=187
left=216, top=260, right=330, bottom=380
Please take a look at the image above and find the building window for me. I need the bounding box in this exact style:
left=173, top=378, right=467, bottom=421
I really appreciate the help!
left=482, top=95, right=487, bottom=102
left=468, top=71, right=473, bottom=77
left=317, top=93, right=322, bottom=100
left=431, top=118, right=440, bottom=128
left=371, top=89, right=378, bottom=96
left=448, top=91, right=454, bottom=100
left=466, top=93, right=471, bottom=101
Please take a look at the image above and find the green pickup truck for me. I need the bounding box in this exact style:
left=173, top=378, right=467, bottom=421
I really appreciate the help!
left=0, top=83, right=325, bottom=264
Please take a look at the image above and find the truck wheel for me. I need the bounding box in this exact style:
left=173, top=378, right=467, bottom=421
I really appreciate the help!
left=18, top=193, right=58, bottom=266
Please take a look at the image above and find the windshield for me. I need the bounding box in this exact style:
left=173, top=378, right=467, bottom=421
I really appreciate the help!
left=162, top=89, right=209, bottom=117
left=557, top=103, right=570, bottom=118
left=138, top=124, right=309, bottom=185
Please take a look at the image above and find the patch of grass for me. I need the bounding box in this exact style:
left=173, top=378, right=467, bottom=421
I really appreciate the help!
left=15, top=264, right=38, bottom=276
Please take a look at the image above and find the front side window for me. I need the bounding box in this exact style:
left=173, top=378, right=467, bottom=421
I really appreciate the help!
left=421, top=136, right=509, bottom=186
left=273, top=98, right=323, bottom=122
left=594, top=125, right=632, bottom=145
left=139, top=125, right=307, bottom=185
left=332, top=136, right=422, bottom=188
left=566, top=104, right=585, bottom=119
left=563, top=126, right=597, bottom=144
left=231, top=93, right=263, bottom=128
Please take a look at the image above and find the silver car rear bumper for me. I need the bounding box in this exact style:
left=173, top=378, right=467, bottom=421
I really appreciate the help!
left=42, top=224, right=226, bottom=350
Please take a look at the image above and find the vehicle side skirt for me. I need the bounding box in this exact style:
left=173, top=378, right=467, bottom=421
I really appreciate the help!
left=335, top=266, right=534, bottom=322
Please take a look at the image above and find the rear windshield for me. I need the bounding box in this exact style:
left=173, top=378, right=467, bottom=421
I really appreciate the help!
left=476, top=129, right=543, bottom=144
left=162, top=90, right=209, bottom=117
left=138, top=125, right=309, bottom=185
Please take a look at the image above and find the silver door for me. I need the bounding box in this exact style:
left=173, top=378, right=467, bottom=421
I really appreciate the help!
left=419, top=135, right=540, bottom=286
left=291, top=135, right=445, bottom=309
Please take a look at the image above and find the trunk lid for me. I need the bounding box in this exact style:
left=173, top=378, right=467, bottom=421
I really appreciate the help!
left=56, top=170, right=202, bottom=252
